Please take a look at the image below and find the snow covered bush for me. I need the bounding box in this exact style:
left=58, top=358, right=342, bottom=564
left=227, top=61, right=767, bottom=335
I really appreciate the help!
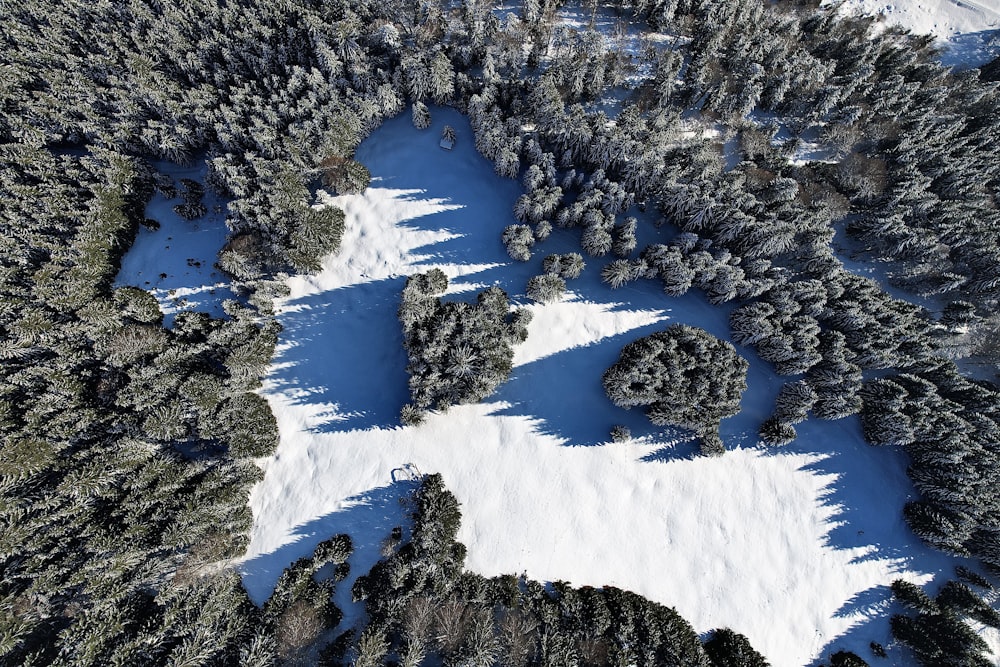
left=610, top=425, right=632, bottom=443
left=603, top=325, right=749, bottom=456
left=398, top=270, right=531, bottom=419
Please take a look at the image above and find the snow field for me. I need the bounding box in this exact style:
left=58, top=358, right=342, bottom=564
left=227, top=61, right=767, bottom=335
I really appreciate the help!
left=241, top=107, right=993, bottom=666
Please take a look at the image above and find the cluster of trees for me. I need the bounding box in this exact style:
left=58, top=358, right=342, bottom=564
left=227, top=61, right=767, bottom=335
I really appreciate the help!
left=861, top=360, right=1000, bottom=571
left=0, top=145, right=284, bottom=663
left=3, top=0, right=411, bottom=277
left=398, top=269, right=531, bottom=424
left=603, top=325, right=748, bottom=456
left=0, top=0, right=397, bottom=661
left=890, top=576, right=1000, bottom=667
left=526, top=252, right=586, bottom=303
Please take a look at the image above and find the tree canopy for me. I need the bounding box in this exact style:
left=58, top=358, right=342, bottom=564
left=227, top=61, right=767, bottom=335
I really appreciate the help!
left=603, top=325, right=749, bottom=455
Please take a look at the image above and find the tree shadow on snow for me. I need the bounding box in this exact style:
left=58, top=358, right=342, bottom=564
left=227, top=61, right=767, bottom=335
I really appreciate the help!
left=266, top=276, right=412, bottom=433
left=490, top=322, right=679, bottom=449
left=240, top=479, right=420, bottom=608
left=775, top=416, right=964, bottom=663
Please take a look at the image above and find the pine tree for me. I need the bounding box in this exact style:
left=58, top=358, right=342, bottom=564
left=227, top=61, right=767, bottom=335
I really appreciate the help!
left=411, top=101, right=432, bottom=130
left=526, top=273, right=566, bottom=303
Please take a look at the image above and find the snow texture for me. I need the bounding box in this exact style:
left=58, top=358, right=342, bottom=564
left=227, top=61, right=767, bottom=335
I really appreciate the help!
left=237, top=107, right=999, bottom=666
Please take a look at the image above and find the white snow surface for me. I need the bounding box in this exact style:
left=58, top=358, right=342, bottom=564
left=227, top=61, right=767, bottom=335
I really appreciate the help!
left=239, top=107, right=999, bottom=666
left=824, top=0, right=1000, bottom=66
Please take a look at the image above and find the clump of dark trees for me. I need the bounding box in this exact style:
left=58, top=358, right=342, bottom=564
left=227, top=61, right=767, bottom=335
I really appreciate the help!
left=603, top=325, right=748, bottom=456
left=0, top=0, right=395, bottom=661
left=890, top=576, right=1000, bottom=667
left=398, top=269, right=531, bottom=424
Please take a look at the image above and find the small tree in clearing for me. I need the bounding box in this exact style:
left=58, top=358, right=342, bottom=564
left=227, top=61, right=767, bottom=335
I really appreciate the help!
left=526, top=273, right=566, bottom=303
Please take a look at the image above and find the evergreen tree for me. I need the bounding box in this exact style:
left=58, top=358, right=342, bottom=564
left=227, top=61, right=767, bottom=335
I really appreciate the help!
left=603, top=325, right=748, bottom=454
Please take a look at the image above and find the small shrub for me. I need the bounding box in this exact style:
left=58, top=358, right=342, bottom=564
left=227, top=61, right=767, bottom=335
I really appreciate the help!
left=610, top=425, right=631, bottom=443
left=759, top=417, right=796, bottom=446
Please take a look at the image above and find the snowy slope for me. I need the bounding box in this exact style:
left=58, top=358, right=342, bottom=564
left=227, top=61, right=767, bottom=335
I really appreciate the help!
left=825, top=0, right=1000, bottom=66
left=238, top=107, right=995, bottom=666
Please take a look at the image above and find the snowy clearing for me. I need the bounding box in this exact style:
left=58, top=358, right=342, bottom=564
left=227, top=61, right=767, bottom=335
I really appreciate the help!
left=115, top=160, right=236, bottom=325
left=239, top=107, right=995, bottom=666
left=825, top=0, right=1000, bottom=66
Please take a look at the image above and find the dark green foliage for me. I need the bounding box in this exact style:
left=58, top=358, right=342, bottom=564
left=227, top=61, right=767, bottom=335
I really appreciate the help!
left=892, top=579, right=940, bottom=614
left=352, top=474, right=467, bottom=627
left=5, top=0, right=1000, bottom=661
left=398, top=270, right=531, bottom=420
left=113, top=286, right=164, bottom=325
left=0, top=144, right=287, bottom=664
left=313, top=534, right=354, bottom=570
left=322, top=157, right=372, bottom=195
left=704, top=628, right=770, bottom=667
left=603, top=324, right=748, bottom=454
left=263, top=536, right=353, bottom=662
left=955, top=566, right=993, bottom=591
left=891, top=579, right=996, bottom=667
left=207, top=392, right=280, bottom=458
left=829, top=651, right=870, bottom=667
left=862, top=364, right=1000, bottom=567
left=288, top=205, right=346, bottom=273
left=759, top=415, right=797, bottom=446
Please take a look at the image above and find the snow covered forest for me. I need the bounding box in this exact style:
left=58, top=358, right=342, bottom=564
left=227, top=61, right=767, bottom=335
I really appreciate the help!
left=2, top=0, right=1000, bottom=665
